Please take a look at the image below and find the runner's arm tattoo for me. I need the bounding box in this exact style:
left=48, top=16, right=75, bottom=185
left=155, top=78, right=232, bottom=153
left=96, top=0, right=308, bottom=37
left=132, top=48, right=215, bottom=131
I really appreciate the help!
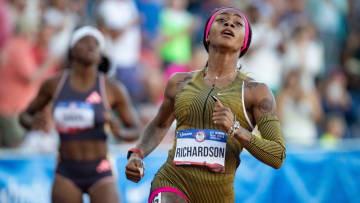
left=243, top=83, right=285, bottom=169
left=135, top=101, right=175, bottom=157
left=135, top=73, right=178, bottom=157
left=258, top=97, right=276, bottom=117
left=245, top=81, right=259, bottom=91
left=247, top=82, right=277, bottom=119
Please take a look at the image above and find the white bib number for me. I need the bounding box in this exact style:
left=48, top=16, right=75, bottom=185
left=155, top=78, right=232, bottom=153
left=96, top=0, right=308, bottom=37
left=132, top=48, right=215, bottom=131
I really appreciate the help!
left=54, top=101, right=95, bottom=133
left=173, top=129, right=227, bottom=173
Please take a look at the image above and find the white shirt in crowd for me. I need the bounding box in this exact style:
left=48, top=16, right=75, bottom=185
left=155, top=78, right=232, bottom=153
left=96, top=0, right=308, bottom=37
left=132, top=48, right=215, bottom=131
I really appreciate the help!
left=98, top=0, right=141, bottom=76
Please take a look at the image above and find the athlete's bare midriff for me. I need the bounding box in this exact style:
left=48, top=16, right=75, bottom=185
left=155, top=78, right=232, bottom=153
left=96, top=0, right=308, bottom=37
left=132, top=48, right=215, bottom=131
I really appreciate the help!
left=59, top=140, right=107, bottom=160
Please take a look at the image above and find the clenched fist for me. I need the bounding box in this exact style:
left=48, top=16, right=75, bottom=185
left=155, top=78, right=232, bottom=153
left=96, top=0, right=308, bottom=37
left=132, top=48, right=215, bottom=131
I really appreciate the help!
left=125, top=153, right=145, bottom=183
left=212, top=96, right=235, bottom=133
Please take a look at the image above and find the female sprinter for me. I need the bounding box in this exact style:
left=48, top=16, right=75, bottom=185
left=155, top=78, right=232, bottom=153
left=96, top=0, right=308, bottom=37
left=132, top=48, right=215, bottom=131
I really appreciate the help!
left=126, top=7, right=286, bottom=203
left=21, top=26, right=141, bottom=203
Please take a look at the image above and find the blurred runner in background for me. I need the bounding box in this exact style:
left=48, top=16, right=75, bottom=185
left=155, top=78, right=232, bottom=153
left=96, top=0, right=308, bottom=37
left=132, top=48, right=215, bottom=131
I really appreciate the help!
left=20, top=26, right=141, bottom=203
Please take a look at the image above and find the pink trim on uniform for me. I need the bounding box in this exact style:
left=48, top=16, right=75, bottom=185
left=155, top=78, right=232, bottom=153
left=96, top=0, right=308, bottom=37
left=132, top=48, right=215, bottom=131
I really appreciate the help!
left=99, top=74, right=111, bottom=111
left=205, top=8, right=250, bottom=52
left=149, top=187, right=189, bottom=203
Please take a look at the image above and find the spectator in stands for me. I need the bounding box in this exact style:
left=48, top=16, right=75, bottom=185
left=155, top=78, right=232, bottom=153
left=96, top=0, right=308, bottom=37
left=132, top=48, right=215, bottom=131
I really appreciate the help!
left=0, top=0, right=12, bottom=49
left=277, top=69, right=323, bottom=146
left=343, top=1, right=360, bottom=138
left=157, top=0, right=195, bottom=69
left=309, top=0, right=348, bottom=70
left=44, top=0, right=78, bottom=58
left=283, top=21, right=325, bottom=92
left=0, top=26, right=55, bottom=147
left=136, top=0, right=162, bottom=47
left=32, top=22, right=60, bottom=77
left=321, top=71, right=351, bottom=120
left=20, top=22, right=60, bottom=152
left=97, top=0, right=145, bottom=104
left=240, top=3, right=283, bottom=93
left=320, top=113, right=346, bottom=149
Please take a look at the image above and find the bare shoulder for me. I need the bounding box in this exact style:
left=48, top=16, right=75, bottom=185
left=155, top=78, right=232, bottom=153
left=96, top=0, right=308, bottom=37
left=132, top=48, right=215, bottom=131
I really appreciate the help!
left=244, top=80, right=271, bottom=95
left=102, top=75, right=130, bottom=107
left=244, top=80, right=277, bottom=117
left=168, top=71, right=198, bottom=87
left=104, top=75, right=127, bottom=94
left=166, top=71, right=199, bottom=97
left=40, top=71, right=65, bottom=96
left=244, top=79, right=276, bottom=111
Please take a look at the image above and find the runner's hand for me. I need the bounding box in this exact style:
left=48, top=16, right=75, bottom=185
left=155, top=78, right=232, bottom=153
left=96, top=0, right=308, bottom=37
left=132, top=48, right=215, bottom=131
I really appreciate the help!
left=32, top=111, right=52, bottom=133
left=212, top=99, right=235, bottom=133
left=125, top=153, right=145, bottom=183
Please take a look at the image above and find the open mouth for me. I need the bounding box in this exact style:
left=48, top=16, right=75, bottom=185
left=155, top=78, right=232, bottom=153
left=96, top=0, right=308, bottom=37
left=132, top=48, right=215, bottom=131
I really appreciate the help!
left=221, top=29, right=234, bottom=37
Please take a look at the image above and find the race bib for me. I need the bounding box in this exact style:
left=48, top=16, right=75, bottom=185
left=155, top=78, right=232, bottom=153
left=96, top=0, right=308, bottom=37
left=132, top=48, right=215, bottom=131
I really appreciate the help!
left=54, top=101, right=95, bottom=134
left=173, top=129, right=227, bottom=173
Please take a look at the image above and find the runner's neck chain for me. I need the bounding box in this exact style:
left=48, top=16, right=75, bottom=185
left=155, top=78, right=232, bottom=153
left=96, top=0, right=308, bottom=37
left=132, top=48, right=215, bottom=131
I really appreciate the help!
left=204, top=66, right=239, bottom=87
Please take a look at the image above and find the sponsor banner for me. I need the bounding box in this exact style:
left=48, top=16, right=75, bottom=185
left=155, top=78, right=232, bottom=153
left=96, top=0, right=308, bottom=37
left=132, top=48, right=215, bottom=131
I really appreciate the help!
left=0, top=149, right=360, bottom=203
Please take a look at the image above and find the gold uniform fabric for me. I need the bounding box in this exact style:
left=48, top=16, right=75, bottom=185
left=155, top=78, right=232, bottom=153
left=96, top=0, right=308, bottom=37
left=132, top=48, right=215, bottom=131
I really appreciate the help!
left=150, top=70, right=285, bottom=203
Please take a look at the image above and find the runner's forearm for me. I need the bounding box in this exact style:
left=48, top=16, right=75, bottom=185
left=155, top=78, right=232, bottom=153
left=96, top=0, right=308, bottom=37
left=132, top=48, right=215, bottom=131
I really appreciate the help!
left=19, top=112, right=33, bottom=130
left=135, top=120, right=170, bottom=158
left=235, top=116, right=286, bottom=169
left=115, top=127, right=141, bottom=142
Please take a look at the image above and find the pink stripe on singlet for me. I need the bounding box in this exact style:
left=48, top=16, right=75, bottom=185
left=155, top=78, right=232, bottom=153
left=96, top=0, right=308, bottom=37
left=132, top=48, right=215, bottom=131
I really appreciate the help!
left=205, top=8, right=250, bottom=52
left=53, top=70, right=69, bottom=101
left=99, top=74, right=111, bottom=111
left=149, top=187, right=189, bottom=203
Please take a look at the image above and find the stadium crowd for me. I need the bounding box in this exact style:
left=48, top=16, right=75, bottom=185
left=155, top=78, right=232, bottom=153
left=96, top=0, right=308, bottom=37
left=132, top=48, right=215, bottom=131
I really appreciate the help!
left=0, top=0, right=359, bottom=151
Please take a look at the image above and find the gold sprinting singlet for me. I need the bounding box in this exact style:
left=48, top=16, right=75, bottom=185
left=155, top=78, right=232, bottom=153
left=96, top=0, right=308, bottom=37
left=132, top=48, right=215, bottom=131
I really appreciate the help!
left=150, top=70, right=285, bottom=202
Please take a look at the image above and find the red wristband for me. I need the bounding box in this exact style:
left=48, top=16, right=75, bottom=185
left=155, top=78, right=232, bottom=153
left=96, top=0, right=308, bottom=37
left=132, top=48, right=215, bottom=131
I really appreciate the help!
left=128, top=148, right=144, bottom=159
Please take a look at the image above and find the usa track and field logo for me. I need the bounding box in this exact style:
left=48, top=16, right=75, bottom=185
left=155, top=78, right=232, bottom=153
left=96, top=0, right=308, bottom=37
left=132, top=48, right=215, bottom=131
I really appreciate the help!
left=195, top=131, right=206, bottom=142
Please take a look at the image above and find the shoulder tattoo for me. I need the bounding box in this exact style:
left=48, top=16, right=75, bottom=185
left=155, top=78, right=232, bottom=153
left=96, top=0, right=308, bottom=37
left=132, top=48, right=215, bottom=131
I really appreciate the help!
left=176, top=76, right=193, bottom=92
left=245, top=81, right=259, bottom=90
left=258, top=98, right=276, bottom=116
